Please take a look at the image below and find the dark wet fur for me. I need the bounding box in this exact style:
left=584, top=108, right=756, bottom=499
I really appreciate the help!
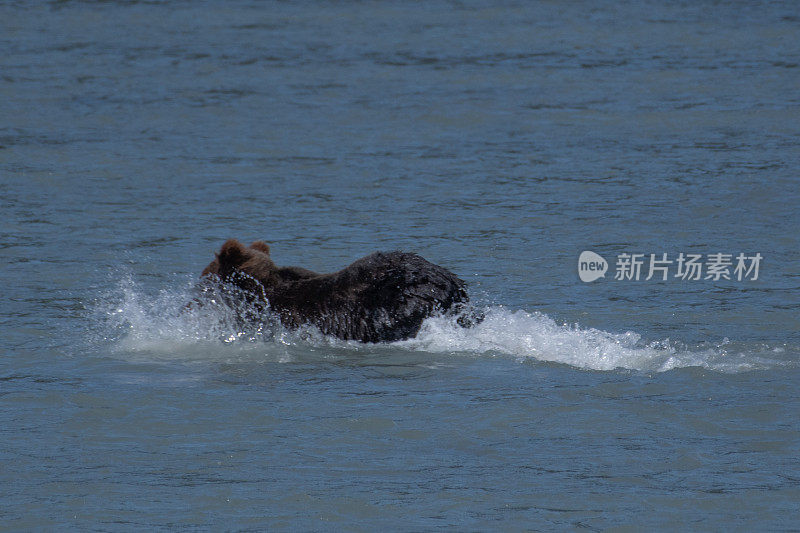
left=194, top=239, right=480, bottom=343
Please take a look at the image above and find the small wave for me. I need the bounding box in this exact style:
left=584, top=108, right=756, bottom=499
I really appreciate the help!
left=91, top=275, right=791, bottom=373
left=401, top=308, right=787, bottom=373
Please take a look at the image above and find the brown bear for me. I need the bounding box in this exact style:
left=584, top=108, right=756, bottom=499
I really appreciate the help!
left=195, top=239, right=477, bottom=343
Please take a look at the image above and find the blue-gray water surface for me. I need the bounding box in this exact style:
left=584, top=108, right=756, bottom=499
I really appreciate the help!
left=2, top=1, right=799, bottom=530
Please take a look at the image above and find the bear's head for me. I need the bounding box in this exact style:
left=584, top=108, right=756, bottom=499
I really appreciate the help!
left=201, top=239, right=278, bottom=290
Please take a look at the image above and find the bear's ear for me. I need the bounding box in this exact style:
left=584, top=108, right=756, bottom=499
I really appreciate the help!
left=250, top=241, right=270, bottom=255
left=217, top=239, right=248, bottom=270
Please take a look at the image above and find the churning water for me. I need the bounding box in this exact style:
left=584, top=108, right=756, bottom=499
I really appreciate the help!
left=2, top=0, right=799, bottom=530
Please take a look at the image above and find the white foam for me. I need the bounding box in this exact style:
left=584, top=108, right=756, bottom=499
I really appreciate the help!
left=93, top=276, right=790, bottom=372
left=403, top=308, right=783, bottom=372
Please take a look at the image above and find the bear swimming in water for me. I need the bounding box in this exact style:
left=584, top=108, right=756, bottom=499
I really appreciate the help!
left=196, top=239, right=476, bottom=343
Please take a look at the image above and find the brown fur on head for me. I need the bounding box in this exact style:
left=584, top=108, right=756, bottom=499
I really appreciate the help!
left=249, top=241, right=270, bottom=255
left=201, top=239, right=277, bottom=282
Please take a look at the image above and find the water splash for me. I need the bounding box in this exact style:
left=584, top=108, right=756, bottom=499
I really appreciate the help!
left=95, top=275, right=285, bottom=359
left=93, top=275, right=791, bottom=372
left=401, top=307, right=787, bottom=373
